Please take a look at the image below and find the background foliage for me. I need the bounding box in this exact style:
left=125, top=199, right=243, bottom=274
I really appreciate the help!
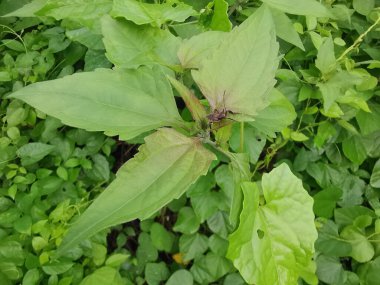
left=0, top=0, right=379, bottom=284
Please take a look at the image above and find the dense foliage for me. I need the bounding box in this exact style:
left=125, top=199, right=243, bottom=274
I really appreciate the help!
left=0, top=0, right=379, bottom=284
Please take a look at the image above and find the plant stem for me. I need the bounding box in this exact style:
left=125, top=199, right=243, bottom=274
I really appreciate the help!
left=336, top=16, right=380, bottom=62
left=240, top=122, right=245, bottom=153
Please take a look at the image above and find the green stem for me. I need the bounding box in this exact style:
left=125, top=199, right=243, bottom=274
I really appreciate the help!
left=336, top=16, right=380, bottom=62
left=240, top=122, right=245, bottom=153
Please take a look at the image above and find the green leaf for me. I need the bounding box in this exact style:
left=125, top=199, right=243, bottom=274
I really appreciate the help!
left=261, top=0, right=332, bottom=17
left=318, top=71, right=362, bottom=111
left=192, top=6, right=279, bottom=120
left=370, top=159, right=380, bottom=188
left=150, top=223, right=175, bottom=252
left=42, top=261, right=74, bottom=275
left=313, top=187, right=342, bottom=218
left=210, top=0, right=232, bottom=32
left=16, top=143, right=55, bottom=165
left=166, top=270, right=193, bottom=285
left=10, top=68, right=182, bottom=140
left=145, top=262, right=169, bottom=285
left=227, top=164, right=318, bottom=285
left=358, top=256, right=380, bottom=285
left=353, top=0, right=375, bottom=16
left=270, top=8, right=304, bottom=50
left=173, top=207, right=200, bottom=235
left=315, top=220, right=352, bottom=257
left=111, top=0, right=196, bottom=27
left=342, top=135, right=368, bottom=165
left=36, top=0, right=112, bottom=28
left=356, top=104, right=380, bottom=135
left=57, top=128, right=215, bottom=255
left=315, top=37, right=336, bottom=75
left=101, top=16, right=181, bottom=69
left=79, top=266, right=124, bottom=285
left=190, top=253, right=232, bottom=284
left=316, top=255, right=347, bottom=284
left=177, top=31, right=226, bottom=69
left=2, top=0, right=46, bottom=17
left=179, top=233, right=209, bottom=261
left=22, top=269, right=40, bottom=285
left=250, top=88, right=296, bottom=137
left=341, top=225, right=374, bottom=263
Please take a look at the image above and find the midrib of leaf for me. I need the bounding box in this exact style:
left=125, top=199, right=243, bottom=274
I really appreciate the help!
left=61, top=141, right=195, bottom=249
left=258, top=209, right=282, bottom=284
left=36, top=87, right=175, bottom=122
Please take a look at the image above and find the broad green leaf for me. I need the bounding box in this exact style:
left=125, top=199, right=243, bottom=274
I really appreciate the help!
left=315, top=220, right=352, bottom=257
left=80, top=266, right=124, bottom=285
left=101, top=16, right=181, bottom=69
left=10, top=68, right=182, bottom=140
left=313, top=187, right=342, bottom=218
left=270, top=8, right=304, bottom=50
left=22, top=269, right=40, bottom=285
left=190, top=253, right=232, bottom=284
left=35, top=0, right=112, bottom=29
left=370, top=159, right=380, bottom=188
left=66, top=28, right=104, bottom=50
left=145, top=262, right=170, bottom=285
left=261, top=0, right=332, bottom=17
left=227, top=164, right=318, bottom=285
left=57, top=128, right=215, bottom=255
left=358, top=256, right=380, bottom=285
left=166, top=270, right=193, bottom=285
left=192, top=6, right=279, bottom=120
left=42, top=261, right=73, bottom=275
left=209, top=0, right=232, bottom=32
left=111, top=0, right=196, bottom=27
left=16, top=143, right=55, bottom=165
left=316, top=255, right=347, bottom=284
left=173, top=207, right=200, bottom=235
left=353, top=0, right=375, bottom=16
left=179, top=233, right=208, bottom=261
left=250, top=88, right=297, bottom=137
left=317, top=71, right=362, bottom=111
left=228, top=153, right=251, bottom=228
left=177, top=31, right=226, bottom=69
left=315, top=37, right=336, bottom=75
left=341, top=225, right=374, bottom=263
left=2, top=0, right=45, bottom=17
left=342, top=135, right=368, bottom=165
left=356, top=103, right=380, bottom=135
left=150, top=223, right=175, bottom=252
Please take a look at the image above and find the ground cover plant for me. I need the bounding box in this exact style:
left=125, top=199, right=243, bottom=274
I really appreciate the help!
left=0, top=0, right=380, bottom=284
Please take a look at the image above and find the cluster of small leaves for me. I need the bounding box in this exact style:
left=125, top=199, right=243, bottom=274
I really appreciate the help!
left=0, top=3, right=128, bottom=284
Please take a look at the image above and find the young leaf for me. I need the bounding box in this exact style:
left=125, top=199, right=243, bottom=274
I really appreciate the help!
left=192, top=6, right=279, bottom=120
left=10, top=68, right=182, bottom=140
left=250, top=88, right=297, bottom=137
left=57, top=128, right=215, bottom=255
left=167, top=76, right=207, bottom=123
left=177, top=31, right=226, bottom=69
left=270, top=8, right=305, bottom=50
left=209, top=0, right=232, bottom=32
left=102, top=16, right=181, bottom=69
left=261, top=0, right=332, bottom=17
left=111, top=0, right=196, bottom=27
left=227, top=164, right=318, bottom=285
left=315, top=37, right=336, bottom=75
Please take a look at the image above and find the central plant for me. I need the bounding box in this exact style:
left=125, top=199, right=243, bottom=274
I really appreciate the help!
left=10, top=4, right=318, bottom=285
